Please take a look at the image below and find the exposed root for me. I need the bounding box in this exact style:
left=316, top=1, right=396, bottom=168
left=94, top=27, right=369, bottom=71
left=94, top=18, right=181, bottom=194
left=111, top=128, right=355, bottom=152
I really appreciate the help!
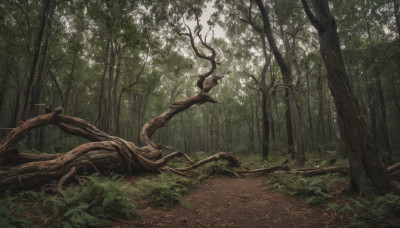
left=58, top=166, right=76, bottom=192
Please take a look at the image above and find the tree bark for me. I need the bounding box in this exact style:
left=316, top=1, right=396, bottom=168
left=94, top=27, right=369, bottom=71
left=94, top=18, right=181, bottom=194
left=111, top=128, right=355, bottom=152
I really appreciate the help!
left=301, top=0, right=398, bottom=193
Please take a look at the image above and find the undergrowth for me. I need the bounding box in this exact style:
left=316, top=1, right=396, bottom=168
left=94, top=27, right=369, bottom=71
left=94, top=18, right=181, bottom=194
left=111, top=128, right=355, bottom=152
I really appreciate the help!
left=328, top=194, right=400, bottom=227
left=136, top=174, right=193, bottom=209
left=0, top=192, right=32, bottom=227
left=199, top=160, right=236, bottom=178
left=46, top=174, right=138, bottom=227
left=269, top=173, right=345, bottom=205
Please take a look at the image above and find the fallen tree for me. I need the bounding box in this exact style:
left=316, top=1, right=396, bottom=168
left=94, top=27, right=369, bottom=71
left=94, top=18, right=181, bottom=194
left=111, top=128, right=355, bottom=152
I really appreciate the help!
left=289, top=163, right=400, bottom=177
left=0, top=22, right=239, bottom=192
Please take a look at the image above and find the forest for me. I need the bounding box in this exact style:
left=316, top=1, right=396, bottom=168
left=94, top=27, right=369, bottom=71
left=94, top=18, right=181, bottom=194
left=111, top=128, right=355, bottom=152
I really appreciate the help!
left=0, top=0, right=400, bottom=227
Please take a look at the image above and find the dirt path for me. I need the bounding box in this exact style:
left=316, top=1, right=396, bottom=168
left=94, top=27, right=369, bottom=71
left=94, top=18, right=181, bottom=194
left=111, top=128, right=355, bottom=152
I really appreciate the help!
left=117, top=176, right=339, bottom=227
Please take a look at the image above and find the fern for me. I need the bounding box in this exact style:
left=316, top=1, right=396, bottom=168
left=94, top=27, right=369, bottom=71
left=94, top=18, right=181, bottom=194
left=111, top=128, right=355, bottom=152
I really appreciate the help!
left=327, top=203, right=353, bottom=214
left=329, top=194, right=400, bottom=227
left=269, top=174, right=330, bottom=205
left=0, top=193, right=32, bottom=227
left=376, top=193, right=400, bottom=214
left=136, top=174, right=192, bottom=209
left=349, top=217, right=366, bottom=228
left=46, top=174, right=138, bottom=227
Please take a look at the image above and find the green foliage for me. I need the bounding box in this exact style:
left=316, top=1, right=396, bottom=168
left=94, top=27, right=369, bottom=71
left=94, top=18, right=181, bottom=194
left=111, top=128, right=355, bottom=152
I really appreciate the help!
left=327, top=203, right=353, bottom=214
left=269, top=173, right=344, bottom=205
left=376, top=193, right=400, bottom=214
left=200, top=160, right=235, bottom=177
left=46, top=174, right=137, bottom=227
left=136, top=174, right=193, bottom=210
left=239, top=154, right=265, bottom=169
left=0, top=194, right=31, bottom=228
left=349, top=217, right=367, bottom=228
left=191, top=151, right=209, bottom=161
left=327, top=194, right=400, bottom=227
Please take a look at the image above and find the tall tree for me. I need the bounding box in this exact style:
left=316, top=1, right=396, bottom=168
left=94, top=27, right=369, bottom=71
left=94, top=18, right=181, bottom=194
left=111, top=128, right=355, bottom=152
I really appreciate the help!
left=301, top=0, right=398, bottom=193
left=21, top=0, right=54, bottom=120
left=255, top=0, right=305, bottom=165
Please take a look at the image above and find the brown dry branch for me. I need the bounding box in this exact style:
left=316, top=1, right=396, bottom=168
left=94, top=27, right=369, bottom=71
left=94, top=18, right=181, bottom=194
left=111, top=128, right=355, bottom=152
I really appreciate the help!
left=237, top=165, right=290, bottom=174
left=291, top=166, right=350, bottom=176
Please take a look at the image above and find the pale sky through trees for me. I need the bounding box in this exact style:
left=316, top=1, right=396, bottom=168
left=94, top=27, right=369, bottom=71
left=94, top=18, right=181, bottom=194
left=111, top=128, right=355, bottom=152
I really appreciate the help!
left=187, top=1, right=226, bottom=39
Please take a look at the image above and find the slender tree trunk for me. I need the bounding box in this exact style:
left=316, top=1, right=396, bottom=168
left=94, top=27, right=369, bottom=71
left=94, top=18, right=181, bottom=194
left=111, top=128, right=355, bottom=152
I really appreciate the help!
left=284, top=89, right=294, bottom=157
left=64, top=49, right=78, bottom=114
left=317, top=65, right=327, bottom=144
left=255, top=0, right=305, bottom=165
left=367, top=22, right=392, bottom=163
left=305, top=62, right=313, bottom=149
left=0, top=75, right=8, bottom=120
left=9, top=91, right=21, bottom=128
left=95, top=37, right=110, bottom=127
left=301, top=0, right=397, bottom=193
left=261, top=91, right=269, bottom=159
left=376, top=76, right=392, bottom=163
left=21, top=0, right=52, bottom=120
left=273, top=94, right=281, bottom=139
left=248, top=101, right=255, bottom=154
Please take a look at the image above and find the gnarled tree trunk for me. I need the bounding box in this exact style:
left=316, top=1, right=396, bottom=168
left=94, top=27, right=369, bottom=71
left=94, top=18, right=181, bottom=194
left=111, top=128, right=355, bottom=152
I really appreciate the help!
left=0, top=24, right=239, bottom=192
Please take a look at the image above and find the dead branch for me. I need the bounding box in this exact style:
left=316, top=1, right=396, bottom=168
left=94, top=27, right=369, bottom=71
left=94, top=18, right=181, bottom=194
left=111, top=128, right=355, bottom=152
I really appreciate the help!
left=388, top=162, right=400, bottom=173
left=237, top=165, right=290, bottom=174
left=291, top=166, right=349, bottom=176
left=176, top=152, right=239, bottom=171
left=58, top=166, right=76, bottom=191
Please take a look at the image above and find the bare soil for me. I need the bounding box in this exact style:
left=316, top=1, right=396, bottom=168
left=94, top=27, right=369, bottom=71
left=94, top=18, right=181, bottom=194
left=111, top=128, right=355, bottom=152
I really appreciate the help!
left=114, top=176, right=341, bottom=228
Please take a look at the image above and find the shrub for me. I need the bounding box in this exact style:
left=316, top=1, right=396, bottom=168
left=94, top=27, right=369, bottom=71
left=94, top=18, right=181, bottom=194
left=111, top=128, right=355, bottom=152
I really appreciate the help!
left=0, top=194, right=31, bottom=228
left=136, top=174, right=192, bottom=209
left=269, top=173, right=343, bottom=205
left=327, top=194, right=400, bottom=227
left=46, top=174, right=138, bottom=227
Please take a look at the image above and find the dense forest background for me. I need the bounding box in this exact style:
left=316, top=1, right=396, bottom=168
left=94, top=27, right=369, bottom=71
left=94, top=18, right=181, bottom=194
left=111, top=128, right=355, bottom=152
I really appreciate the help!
left=1, top=0, right=399, bottom=165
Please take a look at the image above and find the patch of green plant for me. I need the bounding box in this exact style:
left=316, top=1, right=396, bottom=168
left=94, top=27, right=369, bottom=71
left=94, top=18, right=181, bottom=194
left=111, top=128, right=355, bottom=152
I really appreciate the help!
left=136, top=174, right=193, bottom=210
left=269, top=173, right=344, bottom=205
left=0, top=190, right=51, bottom=227
left=327, top=194, right=400, bottom=227
left=327, top=203, right=353, bottom=214
left=0, top=194, right=31, bottom=227
left=45, top=174, right=138, bottom=228
left=191, top=151, right=210, bottom=161
left=349, top=217, right=367, bottom=228
left=168, top=157, right=192, bottom=169
left=349, top=197, right=386, bottom=223
left=200, top=160, right=236, bottom=177
left=237, top=154, right=264, bottom=169
left=376, top=193, right=400, bottom=214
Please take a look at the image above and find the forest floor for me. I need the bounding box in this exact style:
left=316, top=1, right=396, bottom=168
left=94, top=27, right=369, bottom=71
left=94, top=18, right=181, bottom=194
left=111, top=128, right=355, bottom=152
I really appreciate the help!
left=114, top=175, right=342, bottom=228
